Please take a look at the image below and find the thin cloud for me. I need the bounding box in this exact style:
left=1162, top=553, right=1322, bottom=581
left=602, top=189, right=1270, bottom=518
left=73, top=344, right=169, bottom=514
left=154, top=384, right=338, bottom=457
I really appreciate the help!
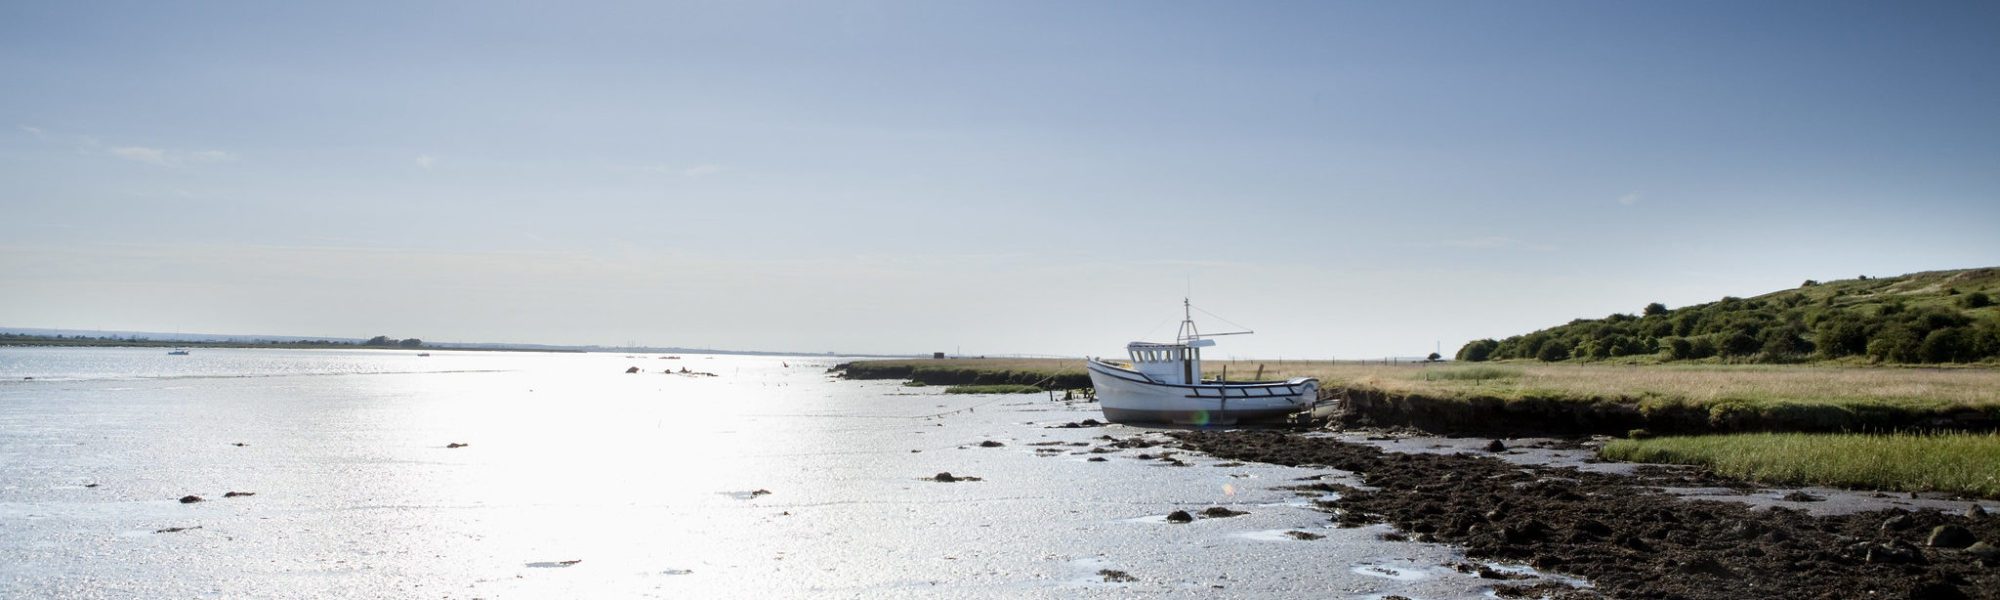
left=107, top=146, right=234, bottom=166
left=683, top=164, right=722, bottom=178
left=415, top=154, right=437, bottom=169
left=110, top=146, right=171, bottom=165
left=20, top=125, right=47, bottom=140
left=1618, top=192, right=1642, bottom=206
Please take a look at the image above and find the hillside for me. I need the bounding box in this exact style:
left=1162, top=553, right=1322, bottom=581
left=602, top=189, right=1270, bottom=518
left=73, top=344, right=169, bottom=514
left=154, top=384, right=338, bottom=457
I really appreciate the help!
left=1457, top=267, right=2000, bottom=364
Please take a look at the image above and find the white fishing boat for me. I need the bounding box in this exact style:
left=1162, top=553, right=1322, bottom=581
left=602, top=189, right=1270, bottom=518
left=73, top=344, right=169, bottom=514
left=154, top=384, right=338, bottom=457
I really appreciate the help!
left=166, top=348, right=192, bottom=356
left=1085, top=300, right=1321, bottom=426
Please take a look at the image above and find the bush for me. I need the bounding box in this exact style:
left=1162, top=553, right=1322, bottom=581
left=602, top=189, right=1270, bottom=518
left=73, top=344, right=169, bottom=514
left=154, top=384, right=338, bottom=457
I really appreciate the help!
left=1456, top=339, right=1499, bottom=362
left=1867, top=326, right=1922, bottom=363
left=1814, top=319, right=1869, bottom=358
left=1964, top=292, right=1994, bottom=309
left=1663, top=337, right=1694, bottom=360
left=1759, top=327, right=1812, bottom=357
left=1536, top=342, right=1570, bottom=362
left=1689, top=337, right=1718, bottom=359
left=1720, top=331, right=1761, bottom=357
left=1643, top=302, right=1669, bottom=316
left=1921, top=327, right=1973, bottom=363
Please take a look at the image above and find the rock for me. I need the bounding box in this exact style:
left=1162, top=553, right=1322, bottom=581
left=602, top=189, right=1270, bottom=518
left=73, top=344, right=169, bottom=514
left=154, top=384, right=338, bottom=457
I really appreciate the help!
left=1674, top=556, right=1732, bottom=576
left=750, top=489, right=771, bottom=497
left=1098, top=569, right=1137, bottom=583
left=1882, top=513, right=1916, bottom=531
left=1087, top=457, right=1107, bottom=462
left=178, top=495, right=203, bottom=504
left=223, top=491, right=255, bottom=498
left=154, top=525, right=201, bottom=534
left=1965, top=541, right=1999, bottom=563
left=231, top=442, right=248, bottom=447
left=1926, top=524, right=1976, bottom=549
left=1484, top=439, right=1508, bottom=452
left=446, top=442, right=469, bottom=448
left=84, top=483, right=99, bottom=488
left=625, top=366, right=641, bottom=373
left=933, top=472, right=958, bottom=482
left=1081, top=419, right=1101, bottom=426
left=1967, top=504, right=1988, bottom=519
left=1865, top=541, right=1919, bottom=564
left=1284, top=530, right=1324, bottom=540
left=978, top=440, right=1005, bottom=448
left=1781, top=490, right=1823, bottom=502
left=1477, top=566, right=1527, bottom=580
left=1165, top=510, right=1194, bottom=523
left=1199, top=507, right=1247, bottom=518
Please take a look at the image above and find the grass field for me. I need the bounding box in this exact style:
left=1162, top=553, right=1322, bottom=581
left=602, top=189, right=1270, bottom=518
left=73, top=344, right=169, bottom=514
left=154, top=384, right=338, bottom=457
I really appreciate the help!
left=1601, top=432, right=2000, bottom=498
left=840, top=358, right=2000, bottom=433
left=849, top=358, right=2000, bottom=407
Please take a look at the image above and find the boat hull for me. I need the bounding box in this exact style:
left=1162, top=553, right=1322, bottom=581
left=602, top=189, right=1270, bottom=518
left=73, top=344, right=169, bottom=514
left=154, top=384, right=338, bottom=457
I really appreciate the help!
left=1085, top=359, right=1318, bottom=426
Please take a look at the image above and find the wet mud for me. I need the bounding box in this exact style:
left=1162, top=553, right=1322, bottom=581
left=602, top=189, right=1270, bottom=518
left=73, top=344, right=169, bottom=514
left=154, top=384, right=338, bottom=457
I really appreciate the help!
left=1172, top=430, right=2000, bottom=600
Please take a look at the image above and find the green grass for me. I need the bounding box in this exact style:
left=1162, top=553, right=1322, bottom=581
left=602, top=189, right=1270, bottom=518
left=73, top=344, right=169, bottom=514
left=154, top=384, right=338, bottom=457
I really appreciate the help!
left=1601, top=432, right=2000, bottom=498
left=1412, top=365, right=1524, bottom=382
left=943, top=384, right=1044, bottom=394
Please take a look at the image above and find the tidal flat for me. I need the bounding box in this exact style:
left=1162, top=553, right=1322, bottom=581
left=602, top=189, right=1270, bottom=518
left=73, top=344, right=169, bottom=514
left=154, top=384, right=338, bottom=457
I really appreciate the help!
left=2, top=347, right=1563, bottom=599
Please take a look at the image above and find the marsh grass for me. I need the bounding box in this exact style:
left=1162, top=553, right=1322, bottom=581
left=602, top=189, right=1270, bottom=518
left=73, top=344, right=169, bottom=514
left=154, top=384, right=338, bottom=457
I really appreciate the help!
left=1601, top=432, right=2000, bottom=498
left=943, top=384, right=1044, bottom=394
left=1412, top=365, right=1524, bottom=382
left=843, top=358, right=2000, bottom=429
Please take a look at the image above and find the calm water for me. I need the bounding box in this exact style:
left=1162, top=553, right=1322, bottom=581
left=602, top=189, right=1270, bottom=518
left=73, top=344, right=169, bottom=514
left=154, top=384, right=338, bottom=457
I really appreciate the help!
left=0, top=347, right=1542, bottom=598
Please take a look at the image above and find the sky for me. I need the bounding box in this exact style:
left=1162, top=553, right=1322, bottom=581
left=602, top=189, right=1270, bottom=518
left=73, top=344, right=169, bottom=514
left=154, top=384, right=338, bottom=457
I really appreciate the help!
left=3, top=1, right=1997, bottom=358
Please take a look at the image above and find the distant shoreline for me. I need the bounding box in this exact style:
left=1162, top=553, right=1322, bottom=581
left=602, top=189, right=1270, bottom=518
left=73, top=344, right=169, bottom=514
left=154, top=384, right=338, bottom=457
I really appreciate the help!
left=0, top=335, right=582, bottom=353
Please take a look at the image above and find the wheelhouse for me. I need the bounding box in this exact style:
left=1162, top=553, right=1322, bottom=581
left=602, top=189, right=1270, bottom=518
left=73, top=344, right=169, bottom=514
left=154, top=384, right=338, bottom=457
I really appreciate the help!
left=1124, top=338, right=1215, bottom=385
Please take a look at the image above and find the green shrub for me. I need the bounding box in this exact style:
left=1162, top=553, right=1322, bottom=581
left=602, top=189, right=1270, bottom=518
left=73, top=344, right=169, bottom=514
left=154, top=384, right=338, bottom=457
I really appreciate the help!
left=1720, top=331, right=1761, bottom=357
left=1456, top=339, right=1499, bottom=362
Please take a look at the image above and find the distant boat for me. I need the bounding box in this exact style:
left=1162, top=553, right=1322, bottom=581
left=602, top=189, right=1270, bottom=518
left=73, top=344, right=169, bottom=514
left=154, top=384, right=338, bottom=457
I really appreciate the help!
left=1084, top=300, right=1321, bottom=426
left=167, top=348, right=191, bottom=356
left=416, top=352, right=431, bottom=357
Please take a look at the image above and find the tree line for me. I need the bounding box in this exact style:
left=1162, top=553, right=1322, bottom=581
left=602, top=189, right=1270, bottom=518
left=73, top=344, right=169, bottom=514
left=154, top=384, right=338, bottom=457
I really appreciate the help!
left=1456, top=274, right=2000, bottom=365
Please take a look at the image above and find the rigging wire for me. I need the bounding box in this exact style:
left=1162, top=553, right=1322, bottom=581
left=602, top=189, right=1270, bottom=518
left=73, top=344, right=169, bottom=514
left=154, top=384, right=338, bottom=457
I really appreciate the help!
left=1189, top=302, right=1257, bottom=334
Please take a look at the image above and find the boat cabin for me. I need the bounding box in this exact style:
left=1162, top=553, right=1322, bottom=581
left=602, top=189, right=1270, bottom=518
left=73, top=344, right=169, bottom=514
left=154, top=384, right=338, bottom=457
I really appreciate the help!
left=1124, top=338, right=1214, bottom=385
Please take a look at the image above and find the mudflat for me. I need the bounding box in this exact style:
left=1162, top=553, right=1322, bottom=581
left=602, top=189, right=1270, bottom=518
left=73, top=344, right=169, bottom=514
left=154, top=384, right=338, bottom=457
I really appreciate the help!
left=1172, top=430, right=2000, bottom=600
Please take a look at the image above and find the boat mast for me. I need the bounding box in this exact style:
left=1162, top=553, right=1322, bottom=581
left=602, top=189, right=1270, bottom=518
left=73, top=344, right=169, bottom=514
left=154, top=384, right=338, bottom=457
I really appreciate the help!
left=1178, top=298, right=1253, bottom=343
left=1177, top=298, right=1199, bottom=343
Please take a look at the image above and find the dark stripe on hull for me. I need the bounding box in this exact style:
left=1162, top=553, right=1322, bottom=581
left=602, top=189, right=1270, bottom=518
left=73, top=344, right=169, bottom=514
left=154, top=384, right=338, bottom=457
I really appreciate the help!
left=1101, top=406, right=1301, bottom=427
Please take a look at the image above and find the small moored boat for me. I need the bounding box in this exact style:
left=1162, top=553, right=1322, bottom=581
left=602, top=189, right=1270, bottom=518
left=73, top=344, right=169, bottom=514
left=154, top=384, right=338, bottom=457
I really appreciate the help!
left=1085, top=300, right=1320, bottom=426
left=166, top=348, right=191, bottom=356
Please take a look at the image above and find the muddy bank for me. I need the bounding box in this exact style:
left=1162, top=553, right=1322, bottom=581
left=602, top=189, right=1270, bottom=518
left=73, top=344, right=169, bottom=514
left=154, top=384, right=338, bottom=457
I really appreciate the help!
left=835, top=362, right=1091, bottom=390
left=1172, top=430, right=2000, bottom=600
left=1334, top=387, right=2000, bottom=436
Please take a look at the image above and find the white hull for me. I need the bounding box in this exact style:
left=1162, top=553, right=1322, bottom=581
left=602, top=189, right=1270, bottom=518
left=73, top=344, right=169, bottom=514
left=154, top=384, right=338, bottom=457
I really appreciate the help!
left=1085, top=359, right=1318, bottom=426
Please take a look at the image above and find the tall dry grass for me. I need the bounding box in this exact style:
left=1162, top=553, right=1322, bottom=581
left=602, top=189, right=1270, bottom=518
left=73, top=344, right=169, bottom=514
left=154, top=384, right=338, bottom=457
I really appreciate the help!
left=847, top=358, right=2000, bottom=412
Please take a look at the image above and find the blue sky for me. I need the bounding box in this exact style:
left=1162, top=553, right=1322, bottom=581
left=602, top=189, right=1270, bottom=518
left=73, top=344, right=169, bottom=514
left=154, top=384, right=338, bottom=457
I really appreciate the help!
left=4, top=1, right=1997, bottom=357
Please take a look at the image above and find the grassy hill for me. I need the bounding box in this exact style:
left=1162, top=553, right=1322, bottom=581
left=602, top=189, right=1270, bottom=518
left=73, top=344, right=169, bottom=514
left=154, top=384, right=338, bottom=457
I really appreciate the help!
left=1457, top=267, right=2000, bottom=365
